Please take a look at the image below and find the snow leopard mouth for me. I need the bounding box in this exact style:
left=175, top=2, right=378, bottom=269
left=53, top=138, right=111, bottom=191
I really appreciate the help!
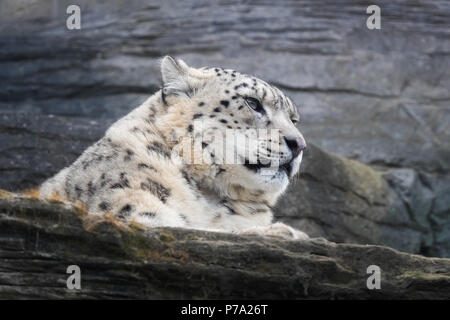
left=243, top=158, right=294, bottom=176
left=279, top=161, right=293, bottom=176
left=243, top=158, right=272, bottom=172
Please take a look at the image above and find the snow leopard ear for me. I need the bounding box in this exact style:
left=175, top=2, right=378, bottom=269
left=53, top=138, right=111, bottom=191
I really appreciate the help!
left=161, top=56, right=196, bottom=101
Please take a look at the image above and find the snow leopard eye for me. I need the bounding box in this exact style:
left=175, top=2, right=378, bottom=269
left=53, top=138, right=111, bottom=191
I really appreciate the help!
left=244, top=97, right=265, bottom=115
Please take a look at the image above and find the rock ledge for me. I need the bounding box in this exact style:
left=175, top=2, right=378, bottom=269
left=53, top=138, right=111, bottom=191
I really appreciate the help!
left=0, top=191, right=449, bottom=299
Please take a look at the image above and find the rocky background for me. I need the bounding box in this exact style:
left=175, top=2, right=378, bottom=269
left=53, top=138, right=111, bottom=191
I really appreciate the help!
left=0, top=0, right=449, bottom=259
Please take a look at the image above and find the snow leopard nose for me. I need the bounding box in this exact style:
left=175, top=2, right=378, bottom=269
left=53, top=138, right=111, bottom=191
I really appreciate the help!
left=284, top=136, right=306, bottom=158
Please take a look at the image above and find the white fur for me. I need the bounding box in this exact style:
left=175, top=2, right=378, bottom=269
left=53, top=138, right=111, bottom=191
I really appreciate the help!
left=40, top=56, right=309, bottom=240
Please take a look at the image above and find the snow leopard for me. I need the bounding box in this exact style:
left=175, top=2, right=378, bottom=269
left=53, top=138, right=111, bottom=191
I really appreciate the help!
left=40, top=56, right=308, bottom=240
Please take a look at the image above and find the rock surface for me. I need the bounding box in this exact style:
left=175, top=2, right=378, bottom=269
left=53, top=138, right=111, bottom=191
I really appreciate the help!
left=276, top=145, right=428, bottom=255
left=0, top=0, right=449, bottom=258
left=0, top=191, right=449, bottom=299
left=276, top=145, right=450, bottom=258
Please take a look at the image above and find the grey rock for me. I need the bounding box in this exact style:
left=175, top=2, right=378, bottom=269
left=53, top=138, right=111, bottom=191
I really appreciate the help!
left=0, top=113, right=110, bottom=191
left=426, top=175, right=450, bottom=258
left=275, top=145, right=423, bottom=254
left=0, top=192, right=449, bottom=299
left=275, top=145, right=450, bottom=257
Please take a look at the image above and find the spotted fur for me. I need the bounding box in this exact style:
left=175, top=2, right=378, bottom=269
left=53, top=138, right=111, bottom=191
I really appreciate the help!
left=39, top=56, right=309, bottom=240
